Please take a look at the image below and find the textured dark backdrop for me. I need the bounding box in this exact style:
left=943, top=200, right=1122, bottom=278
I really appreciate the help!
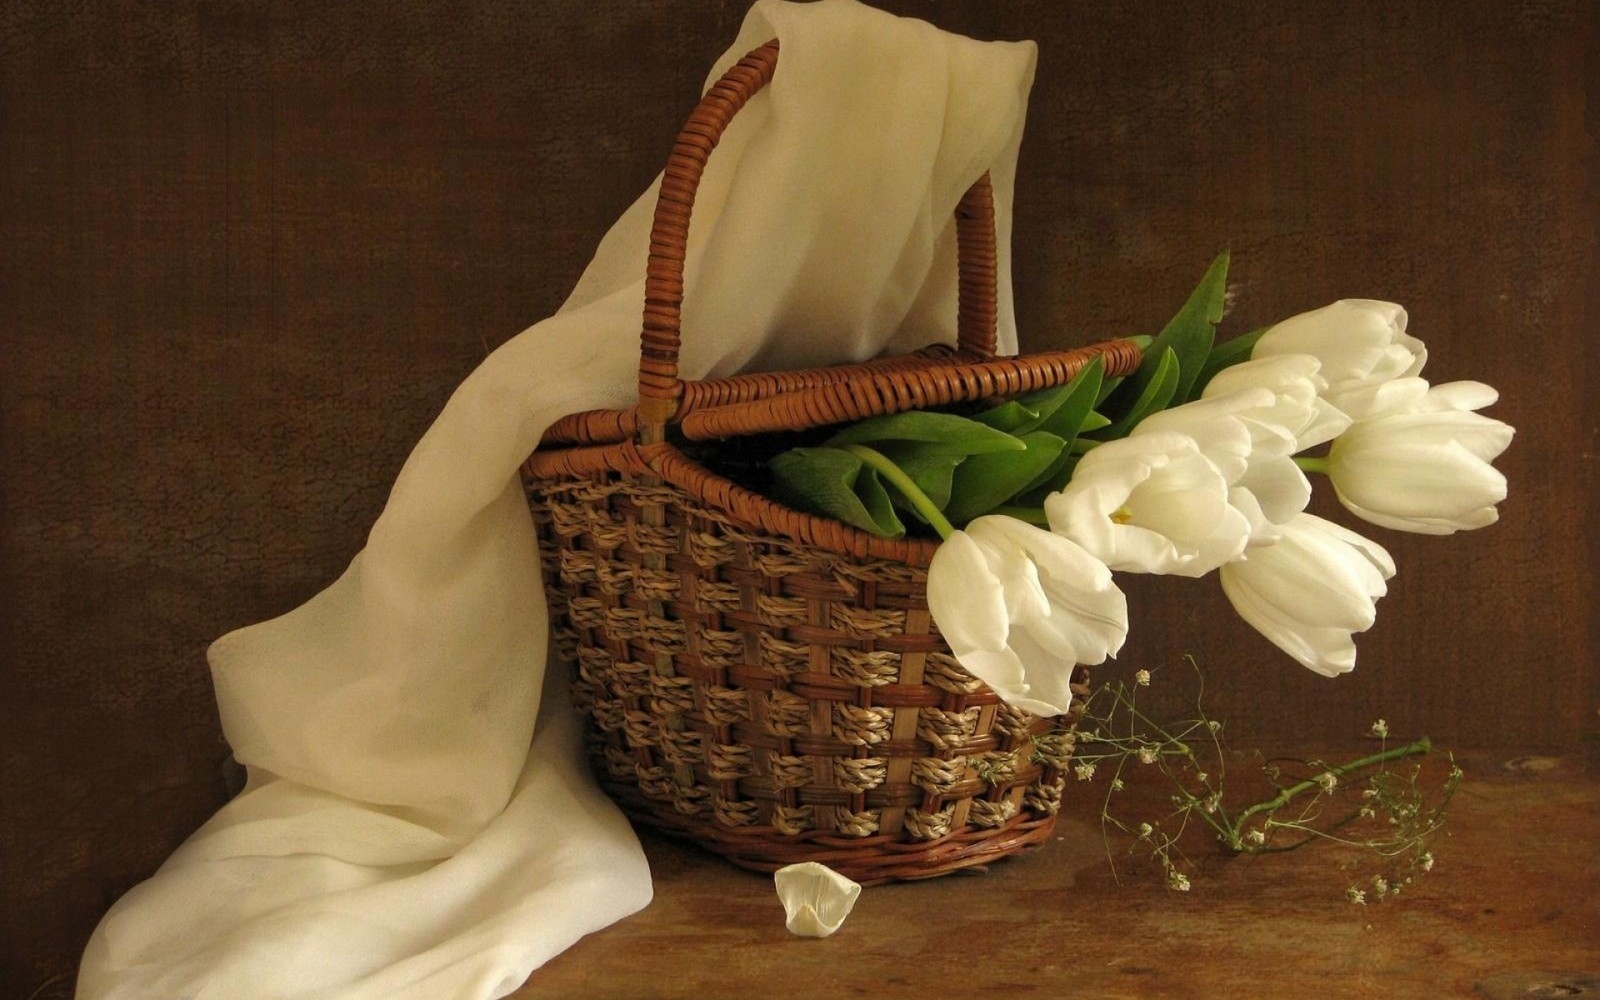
left=2, top=1, right=1594, bottom=995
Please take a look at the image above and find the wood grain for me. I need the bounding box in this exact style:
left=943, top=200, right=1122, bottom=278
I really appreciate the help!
left=1, top=1, right=1593, bottom=995
left=511, top=751, right=1600, bottom=1000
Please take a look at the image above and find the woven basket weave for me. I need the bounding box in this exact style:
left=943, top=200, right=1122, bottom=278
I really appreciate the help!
left=524, top=40, right=1142, bottom=883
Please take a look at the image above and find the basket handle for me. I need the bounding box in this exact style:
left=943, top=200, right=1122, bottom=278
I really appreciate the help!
left=636, top=39, right=1000, bottom=440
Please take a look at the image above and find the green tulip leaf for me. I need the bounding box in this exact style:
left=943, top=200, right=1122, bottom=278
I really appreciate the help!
left=1099, top=346, right=1180, bottom=438
left=943, top=431, right=1068, bottom=525
left=854, top=467, right=905, bottom=539
left=825, top=410, right=1025, bottom=455
left=1031, top=357, right=1105, bottom=441
left=1193, top=325, right=1269, bottom=396
left=875, top=442, right=963, bottom=513
left=970, top=399, right=1040, bottom=433
left=974, top=380, right=1081, bottom=436
left=1102, top=250, right=1229, bottom=419
left=769, top=447, right=906, bottom=538
left=1013, top=407, right=1105, bottom=502
left=1014, top=450, right=1073, bottom=503
left=1013, top=455, right=1081, bottom=508
left=1011, top=366, right=1100, bottom=499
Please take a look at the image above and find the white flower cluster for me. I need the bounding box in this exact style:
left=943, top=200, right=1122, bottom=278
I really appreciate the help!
left=927, top=300, right=1513, bottom=714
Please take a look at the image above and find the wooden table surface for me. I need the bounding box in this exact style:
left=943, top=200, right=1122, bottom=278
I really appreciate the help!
left=515, top=750, right=1598, bottom=1000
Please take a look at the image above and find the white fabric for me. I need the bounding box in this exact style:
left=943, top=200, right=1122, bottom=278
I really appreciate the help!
left=78, top=3, right=1036, bottom=997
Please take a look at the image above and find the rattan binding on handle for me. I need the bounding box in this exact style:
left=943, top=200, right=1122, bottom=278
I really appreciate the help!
left=636, top=38, right=1000, bottom=438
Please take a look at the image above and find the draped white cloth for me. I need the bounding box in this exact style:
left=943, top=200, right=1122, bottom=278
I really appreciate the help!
left=77, top=3, right=1035, bottom=996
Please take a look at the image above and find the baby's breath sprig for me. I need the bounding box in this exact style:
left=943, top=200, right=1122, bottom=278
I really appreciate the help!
left=1064, top=657, right=1460, bottom=898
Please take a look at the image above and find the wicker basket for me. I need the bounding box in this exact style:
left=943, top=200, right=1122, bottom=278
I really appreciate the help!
left=523, top=40, right=1142, bottom=884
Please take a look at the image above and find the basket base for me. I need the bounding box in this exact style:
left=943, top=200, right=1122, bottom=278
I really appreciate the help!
left=601, top=778, right=1061, bottom=886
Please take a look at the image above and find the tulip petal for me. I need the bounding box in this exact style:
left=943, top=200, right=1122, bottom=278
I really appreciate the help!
left=1218, top=513, right=1392, bottom=677
left=1254, top=300, right=1427, bottom=424
left=1220, top=562, right=1358, bottom=677
left=954, top=644, right=1070, bottom=717
left=1326, top=375, right=1431, bottom=421
left=1237, top=457, right=1312, bottom=533
left=1228, top=486, right=1273, bottom=545
left=1202, top=354, right=1352, bottom=451
left=928, top=517, right=1125, bottom=717
left=1332, top=439, right=1507, bottom=525
left=1358, top=408, right=1514, bottom=462
left=774, top=863, right=861, bottom=938
left=1033, top=581, right=1129, bottom=664
left=1007, top=626, right=1079, bottom=714
left=1236, top=534, right=1374, bottom=632
left=972, top=516, right=1114, bottom=592
left=971, top=534, right=1051, bottom=625
left=1046, top=432, right=1251, bottom=576
left=1421, top=380, right=1498, bottom=412
left=1344, top=298, right=1410, bottom=333
left=1299, top=514, right=1396, bottom=581
left=1204, top=354, right=1323, bottom=397
left=1299, top=398, right=1353, bottom=450
left=1256, top=300, right=1416, bottom=386
left=927, top=531, right=1010, bottom=653
left=1338, top=497, right=1500, bottom=536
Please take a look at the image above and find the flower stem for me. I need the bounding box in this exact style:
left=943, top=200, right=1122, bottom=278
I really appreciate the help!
left=1294, top=455, right=1331, bottom=475
left=842, top=444, right=958, bottom=540
left=1231, top=737, right=1432, bottom=829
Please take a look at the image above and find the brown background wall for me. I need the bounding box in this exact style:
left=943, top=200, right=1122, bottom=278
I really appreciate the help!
left=2, top=1, right=1594, bottom=995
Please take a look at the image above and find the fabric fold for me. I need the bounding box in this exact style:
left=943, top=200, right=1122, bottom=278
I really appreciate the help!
left=79, top=3, right=1037, bottom=997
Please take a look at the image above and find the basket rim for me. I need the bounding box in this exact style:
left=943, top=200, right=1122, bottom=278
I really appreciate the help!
left=525, top=337, right=1142, bottom=565
left=526, top=439, right=944, bottom=567
left=542, top=336, right=1142, bottom=449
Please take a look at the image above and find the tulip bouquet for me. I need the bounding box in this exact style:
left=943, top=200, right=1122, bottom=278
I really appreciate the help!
left=766, top=252, right=1514, bottom=716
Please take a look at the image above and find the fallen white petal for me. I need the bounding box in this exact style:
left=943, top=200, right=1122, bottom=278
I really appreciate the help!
left=774, top=862, right=861, bottom=938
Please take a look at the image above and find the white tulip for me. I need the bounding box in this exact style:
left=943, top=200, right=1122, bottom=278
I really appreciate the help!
left=1327, top=380, right=1514, bottom=535
left=1131, top=385, right=1313, bottom=547
left=1253, top=300, right=1427, bottom=420
left=1202, top=354, right=1352, bottom=451
left=1219, top=513, right=1396, bottom=677
left=1044, top=431, right=1252, bottom=577
left=926, top=515, right=1127, bottom=717
left=1132, top=387, right=1276, bottom=484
